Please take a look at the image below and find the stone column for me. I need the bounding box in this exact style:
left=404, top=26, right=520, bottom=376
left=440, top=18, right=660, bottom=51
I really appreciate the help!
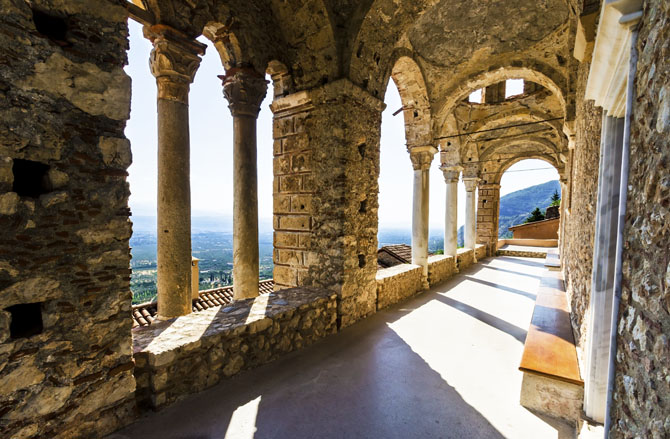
left=559, top=178, right=568, bottom=254
left=409, top=146, right=437, bottom=288
left=220, top=69, right=268, bottom=300
left=477, top=183, right=501, bottom=256
left=145, top=26, right=205, bottom=319
left=463, top=178, right=479, bottom=253
left=441, top=167, right=461, bottom=257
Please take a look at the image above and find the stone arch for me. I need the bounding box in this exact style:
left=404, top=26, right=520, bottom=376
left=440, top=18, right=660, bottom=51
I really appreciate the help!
left=268, top=0, right=338, bottom=90
left=436, top=61, right=569, bottom=136
left=202, top=22, right=248, bottom=70
left=266, top=59, right=293, bottom=98
left=346, top=0, right=441, bottom=98
left=463, top=112, right=565, bottom=163
left=493, top=154, right=562, bottom=185
left=390, top=55, right=432, bottom=148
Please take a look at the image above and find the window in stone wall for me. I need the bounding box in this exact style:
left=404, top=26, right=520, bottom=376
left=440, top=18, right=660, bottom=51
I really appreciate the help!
left=12, top=159, right=51, bottom=198
left=468, top=89, right=483, bottom=103
left=505, top=79, right=524, bottom=99
left=5, top=303, right=44, bottom=339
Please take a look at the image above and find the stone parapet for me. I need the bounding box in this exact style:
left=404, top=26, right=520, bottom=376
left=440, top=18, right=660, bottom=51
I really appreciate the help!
left=375, top=264, right=423, bottom=310
left=456, top=248, right=475, bottom=270
left=427, top=255, right=456, bottom=287
left=133, top=287, right=337, bottom=410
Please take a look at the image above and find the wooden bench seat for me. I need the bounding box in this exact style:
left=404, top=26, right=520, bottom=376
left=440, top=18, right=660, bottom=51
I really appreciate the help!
left=519, top=269, right=584, bottom=421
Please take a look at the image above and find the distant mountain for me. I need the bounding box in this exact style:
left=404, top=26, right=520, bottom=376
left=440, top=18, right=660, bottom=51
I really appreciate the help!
left=458, top=179, right=560, bottom=244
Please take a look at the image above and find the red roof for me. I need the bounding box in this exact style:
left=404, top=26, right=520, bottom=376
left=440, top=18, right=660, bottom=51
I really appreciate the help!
left=132, top=279, right=275, bottom=328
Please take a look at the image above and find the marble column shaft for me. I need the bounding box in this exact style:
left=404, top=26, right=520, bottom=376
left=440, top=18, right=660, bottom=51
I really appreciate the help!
left=145, top=26, right=204, bottom=319
left=442, top=168, right=460, bottom=257
left=221, top=69, right=268, bottom=300
left=463, top=178, right=479, bottom=251
left=410, top=147, right=437, bottom=286
left=584, top=114, right=625, bottom=422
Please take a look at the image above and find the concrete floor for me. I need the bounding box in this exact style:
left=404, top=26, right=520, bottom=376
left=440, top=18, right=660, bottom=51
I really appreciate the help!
left=110, top=256, right=574, bottom=439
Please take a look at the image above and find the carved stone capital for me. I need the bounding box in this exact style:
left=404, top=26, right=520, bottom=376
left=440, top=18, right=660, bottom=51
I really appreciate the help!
left=220, top=69, right=268, bottom=118
left=462, top=177, right=480, bottom=192
left=440, top=165, right=462, bottom=184
left=409, top=145, right=438, bottom=171
left=144, top=25, right=205, bottom=104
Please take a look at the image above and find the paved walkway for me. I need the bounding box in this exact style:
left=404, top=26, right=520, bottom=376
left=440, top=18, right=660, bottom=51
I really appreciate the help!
left=111, top=256, right=573, bottom=439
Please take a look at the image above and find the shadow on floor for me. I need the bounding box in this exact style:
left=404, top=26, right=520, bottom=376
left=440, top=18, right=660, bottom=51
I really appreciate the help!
left=111, top=257, right=552, bottom=439
left=112, top=289, right=508, bottom=439
left=477, top=263, right=542, bottom=280
left=463, top=275, right=538, bottom=301
left=434, top=294, right=527, bottom=344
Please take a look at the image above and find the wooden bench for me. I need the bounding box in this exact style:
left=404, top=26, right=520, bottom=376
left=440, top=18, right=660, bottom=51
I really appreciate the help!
left=519, top=269, right=584, bottom=421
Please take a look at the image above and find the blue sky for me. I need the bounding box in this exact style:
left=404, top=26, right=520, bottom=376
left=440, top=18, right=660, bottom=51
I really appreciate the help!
left=124, top=20, right=559, bottom=231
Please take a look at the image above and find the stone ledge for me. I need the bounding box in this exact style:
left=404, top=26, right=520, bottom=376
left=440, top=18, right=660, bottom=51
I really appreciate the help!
left=133, top=287, right=337, bottom=410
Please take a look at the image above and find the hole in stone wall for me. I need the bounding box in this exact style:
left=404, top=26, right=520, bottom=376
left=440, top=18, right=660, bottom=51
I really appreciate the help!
left=359, top=199, right=367, bottom=213
left=31, top=9, right=68, bottom=43
left=6, top=303, right=44, bottom=339
left=12, top=159, right=51, bottom=198
left=358, top=143, right=366, bottom=159
left=413, top=110, right=418, bottom=118
left=358, top=254, right=366, bottom=268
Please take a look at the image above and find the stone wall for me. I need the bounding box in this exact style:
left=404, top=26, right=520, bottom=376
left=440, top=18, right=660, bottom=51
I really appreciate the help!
left=610, top=2, right=670, bottom=436
left=0, top=2, right=135, bottom=438
left=561, top=56, right=602, bottom=355
left=271, top=80, right=384, bottom=328
left=375, top=264, right=423, bottom=310
left=475, top=244, right=487, bottom=261
left=133, top=287, right=337, bottom=410
left=510, top=218, right=560, bottom=240
left=427, top=255, right=456, bottom=287
left=456, top=248, right=475, bottom=271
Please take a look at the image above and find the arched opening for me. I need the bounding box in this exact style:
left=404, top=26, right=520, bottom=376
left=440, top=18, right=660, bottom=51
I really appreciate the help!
left=498, top=159, right=560, bottom=240
left=125, top=19, right=275, bottom=316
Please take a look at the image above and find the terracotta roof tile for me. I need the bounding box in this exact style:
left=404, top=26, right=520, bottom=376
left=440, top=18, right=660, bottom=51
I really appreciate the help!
left=131, top=279, right=275, bottom=328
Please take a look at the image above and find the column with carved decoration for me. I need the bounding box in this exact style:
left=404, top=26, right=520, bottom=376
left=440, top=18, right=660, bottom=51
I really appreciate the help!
left=145, top=25, right=205, bottom=319
left=409, top=146, right=437, bottom=288
left=220, top=69, right=268, bottom=299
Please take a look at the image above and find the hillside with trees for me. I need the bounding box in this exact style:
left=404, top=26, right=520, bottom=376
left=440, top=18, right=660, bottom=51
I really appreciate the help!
left=458, top=179, right=561, bottom=244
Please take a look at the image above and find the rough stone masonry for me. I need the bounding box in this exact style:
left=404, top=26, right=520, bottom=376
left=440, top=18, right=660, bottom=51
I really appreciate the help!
left=0, top=1, right=135, bottom=438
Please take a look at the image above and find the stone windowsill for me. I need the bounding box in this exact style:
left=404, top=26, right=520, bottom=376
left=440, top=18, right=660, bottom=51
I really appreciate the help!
left=427, top=254, right=454, bottom=264
left=375, top=263, right=422, bottom=281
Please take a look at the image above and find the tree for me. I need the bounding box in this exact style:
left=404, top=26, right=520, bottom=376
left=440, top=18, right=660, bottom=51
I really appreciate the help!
left=525, top=207, right=545, bottom=223
left=550, top=189, right=561, bottom=207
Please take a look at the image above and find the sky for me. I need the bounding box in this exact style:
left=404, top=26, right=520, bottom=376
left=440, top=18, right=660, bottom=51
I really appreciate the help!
left=124, top=20, right=559, bottom=232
